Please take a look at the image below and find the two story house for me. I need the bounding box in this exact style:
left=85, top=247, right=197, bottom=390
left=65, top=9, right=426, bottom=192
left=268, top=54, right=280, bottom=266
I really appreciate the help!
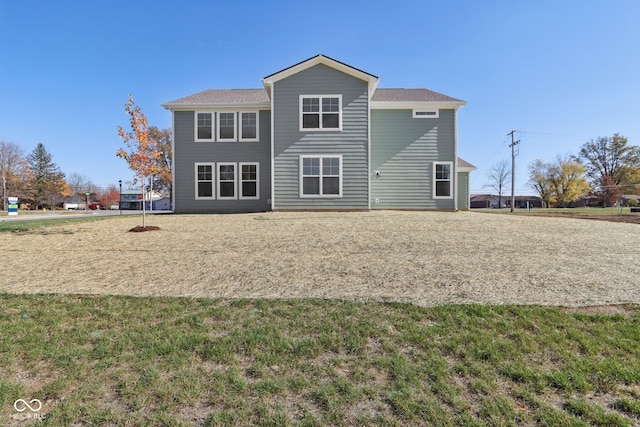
left=162, top=54, right=475, bottom=213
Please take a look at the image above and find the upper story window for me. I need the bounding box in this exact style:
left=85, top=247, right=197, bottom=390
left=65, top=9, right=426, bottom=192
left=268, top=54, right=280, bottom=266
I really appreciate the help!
left=413, top=109, right=439, bottom=119
left=240, top=112, right=258, bottom=141
left=300, top=95, right=342, bottom=131
left=196, top=113, right=214, bottom=141
left=433, top=161, right=453, bottom=199
left=195, top=111, right=259, bottom=142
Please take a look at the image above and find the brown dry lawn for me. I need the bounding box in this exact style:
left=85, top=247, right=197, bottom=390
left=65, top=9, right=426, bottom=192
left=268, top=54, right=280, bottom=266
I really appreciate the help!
left=1, top=210, right=638, bottom=306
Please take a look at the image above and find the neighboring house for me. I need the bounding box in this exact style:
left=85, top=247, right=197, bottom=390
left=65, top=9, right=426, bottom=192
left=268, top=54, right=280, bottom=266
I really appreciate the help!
left=471, top=194, right=542, bottom=209
left=119, top=189, right=163, bottom=210
left=163, top=54, right=475, bottom=213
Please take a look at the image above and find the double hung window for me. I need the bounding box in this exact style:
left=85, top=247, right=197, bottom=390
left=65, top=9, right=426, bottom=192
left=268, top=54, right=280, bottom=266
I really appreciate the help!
left=300, top=155, right=342, bottom=197
left=195, top=163, right=215, bottom=199
left=300, top=95, right=341, bottom=131
left=195, top=111, right=259, bottom=142
left=433, top=162, right=453, bottom=198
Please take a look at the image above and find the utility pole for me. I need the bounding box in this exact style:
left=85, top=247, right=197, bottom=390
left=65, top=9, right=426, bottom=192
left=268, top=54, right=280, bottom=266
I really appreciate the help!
left=2, top=172, right=6, bottom=212
left=508, top=130, right=520, bottom=213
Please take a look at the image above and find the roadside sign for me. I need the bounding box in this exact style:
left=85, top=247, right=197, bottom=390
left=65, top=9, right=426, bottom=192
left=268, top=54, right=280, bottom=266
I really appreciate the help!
left=8, top=197, right=18, bottom=216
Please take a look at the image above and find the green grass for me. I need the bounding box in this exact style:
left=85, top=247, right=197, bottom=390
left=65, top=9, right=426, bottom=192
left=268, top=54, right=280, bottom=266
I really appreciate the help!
left=0, top=215, right=120, bottom=233
left=1, top=295, right=639, bottom=426
left=475, top=206, right=634, bottom=215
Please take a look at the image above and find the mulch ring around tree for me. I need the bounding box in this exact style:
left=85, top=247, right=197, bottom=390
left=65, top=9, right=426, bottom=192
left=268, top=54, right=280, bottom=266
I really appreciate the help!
left=129, top=226, right=161, bottom=232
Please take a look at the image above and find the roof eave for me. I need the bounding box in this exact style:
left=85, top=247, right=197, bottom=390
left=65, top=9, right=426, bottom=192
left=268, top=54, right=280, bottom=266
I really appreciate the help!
left=162, top=102, right=271, bottom=110
left=370, top=100, right=467, bottom=109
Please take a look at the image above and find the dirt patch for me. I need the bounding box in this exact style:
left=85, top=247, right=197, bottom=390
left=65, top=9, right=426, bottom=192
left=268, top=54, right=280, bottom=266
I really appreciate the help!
left=128, top=225, right=161, bottom=232
left=527, top=212, right=640, bottom=224
left=560, top=304, right=638, bottom=317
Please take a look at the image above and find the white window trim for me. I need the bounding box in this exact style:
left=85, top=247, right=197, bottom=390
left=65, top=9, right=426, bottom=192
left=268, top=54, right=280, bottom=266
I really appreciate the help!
left=299, top=155, right=343, bottom=198
left=299, top=95, right=343, bottom=132
left=195, top=112, right=215, bottom=142
left=239, top=162, right=259, bottom=200
left=195, top=162, right=215, bottom=200
left=239, top=111, right=259, bottom=142
left=216, top=112, right=237, bottom=142
left=413, top=109, right=439, bottom=119
left=217, top=162, right=237, bottom=200
left=433, top=161, right=453, bottom=199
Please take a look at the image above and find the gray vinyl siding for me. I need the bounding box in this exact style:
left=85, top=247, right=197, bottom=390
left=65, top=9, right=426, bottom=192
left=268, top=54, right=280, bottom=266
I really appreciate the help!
left=272, top=64, right=369, bottom=210
left=457, top=172, right=470, bottom=210
left=173, top=110, right=271, bottom=213
left=370, top=109, right=456, bottom=210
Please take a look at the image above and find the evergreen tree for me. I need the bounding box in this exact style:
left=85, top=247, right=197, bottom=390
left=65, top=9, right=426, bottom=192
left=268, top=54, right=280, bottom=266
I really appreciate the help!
left=26, top=143, right=66, bottom=209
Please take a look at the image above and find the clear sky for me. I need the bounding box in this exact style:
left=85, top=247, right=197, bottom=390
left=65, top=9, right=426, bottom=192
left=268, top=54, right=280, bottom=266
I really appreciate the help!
left=1, top=0, right=638, bottom=195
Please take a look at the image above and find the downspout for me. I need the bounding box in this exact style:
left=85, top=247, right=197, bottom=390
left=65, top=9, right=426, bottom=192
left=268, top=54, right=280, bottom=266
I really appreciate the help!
left=270, top=84, right=275, bottom=211
left=171, top=111, right=176, bottom=212
left=453, top=107, right=459, bottom=212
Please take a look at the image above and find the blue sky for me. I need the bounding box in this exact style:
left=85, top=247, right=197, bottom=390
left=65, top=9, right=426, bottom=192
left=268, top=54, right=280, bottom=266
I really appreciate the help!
left=1, top=0, right=638, bottom=195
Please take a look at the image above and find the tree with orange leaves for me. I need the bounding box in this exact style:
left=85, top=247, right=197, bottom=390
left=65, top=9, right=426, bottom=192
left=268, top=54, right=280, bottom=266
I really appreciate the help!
left=117, top=94, right=163, bottom=228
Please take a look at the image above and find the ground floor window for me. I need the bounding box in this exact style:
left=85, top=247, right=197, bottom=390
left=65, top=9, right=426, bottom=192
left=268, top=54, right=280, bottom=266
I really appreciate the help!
left=194, top=162, right=259, bottom=201
left=240, top=163, right=259, bottom=199
left=300, top=155, right=342, bottom=197
left=195, top=163, right=214, bottom=199
left=433, top=161, right=453, bottom=198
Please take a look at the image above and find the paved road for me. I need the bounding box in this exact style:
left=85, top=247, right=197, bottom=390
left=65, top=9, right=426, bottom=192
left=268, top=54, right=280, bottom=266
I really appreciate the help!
left=0, top=210, right=172, bottom=222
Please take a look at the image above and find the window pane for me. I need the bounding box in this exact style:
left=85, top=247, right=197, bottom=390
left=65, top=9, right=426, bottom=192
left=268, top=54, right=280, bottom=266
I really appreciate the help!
left=436, top=164, right=450, bottom=180
left=303, top=158, right=319, bottom=176
left=197, top=113, right=212, bottom=139
left=322, top=97, right=339, bottom=112
left=242, top=181, right=257, bottom=197
left=220, top=182, right=234, bottom=197
left=242, top=164, right=257, bottom=180
left=303, top=177, right=320, bottom=195
left=323, top=177, right=340, bottom=195
left=302, top=98, right=319, bottom=112
left=303, top=114, right=320, bottom=129
left=436, top=181, right=450, bottom=197
left=322, top=113, right=339, bottom=129
left=219, top=112, right=235, bottom=139
left=219, top=164, right=235, bottom=181
left=198, top=165, right=212, bottom=180
left=198, top=182, right=212, bottom=198
left=241, top=113, right=257, bottom=139
left=322, top=157, right=339, bottom=175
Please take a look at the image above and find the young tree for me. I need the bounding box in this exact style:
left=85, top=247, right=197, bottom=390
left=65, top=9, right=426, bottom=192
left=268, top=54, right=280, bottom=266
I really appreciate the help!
left=26, top=143, right=66, bottom=210
left=117, top=94, right=162, bottom=228
left=485, top=159, right=511, bottom=208
left=0, top=140, right=29, bottom=210
left=577, top=134, right=640, bottom=186
left=148, top=126, right=172, bottom=198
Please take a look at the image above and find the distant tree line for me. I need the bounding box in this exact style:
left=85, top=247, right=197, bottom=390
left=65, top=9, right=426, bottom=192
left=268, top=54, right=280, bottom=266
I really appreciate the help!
left=0, top=126, right=172, bottom=211
left=486, top=134, right=640, bottom=208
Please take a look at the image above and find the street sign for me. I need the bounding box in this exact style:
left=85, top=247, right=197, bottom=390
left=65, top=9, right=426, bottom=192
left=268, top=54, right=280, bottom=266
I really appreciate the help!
left=8, top=197, right=18, bottom=216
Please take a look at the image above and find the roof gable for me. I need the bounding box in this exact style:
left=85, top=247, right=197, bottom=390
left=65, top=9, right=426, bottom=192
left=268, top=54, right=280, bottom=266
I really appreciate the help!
left=262, top=54, right=379, bottom=96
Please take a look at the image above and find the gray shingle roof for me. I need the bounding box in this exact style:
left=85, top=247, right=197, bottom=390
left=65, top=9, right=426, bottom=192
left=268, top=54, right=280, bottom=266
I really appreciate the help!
left=163, top=87, right=464, bottom=108
left=457, top=157, right=477, bottom=170
left=163, top=89, right=270, bottom=107
left=372, top=88, right=464, bottom=103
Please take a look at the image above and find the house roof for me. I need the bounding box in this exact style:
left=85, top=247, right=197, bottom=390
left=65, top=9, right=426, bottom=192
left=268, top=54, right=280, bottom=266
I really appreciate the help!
left=458, top=157, right=477, bottom=171
left=372, top=88, right=463, bottom=103
left=162, top=55, right=465, bottom=109
left=162, top=89, right=270, bottom=109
